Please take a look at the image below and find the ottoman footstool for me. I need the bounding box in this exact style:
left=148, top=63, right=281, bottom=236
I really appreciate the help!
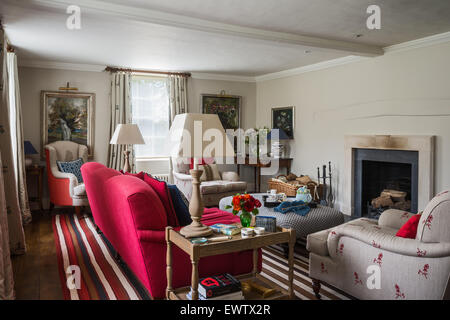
left=219, top=193, right=345, bottom=241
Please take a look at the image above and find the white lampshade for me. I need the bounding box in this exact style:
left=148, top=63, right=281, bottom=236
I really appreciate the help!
left=168, top=113, right=235, bottom=159
left=110, top=124, right=145, bottom=145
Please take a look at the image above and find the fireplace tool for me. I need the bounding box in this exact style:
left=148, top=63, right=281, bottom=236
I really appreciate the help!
left=317, top=161, right=334, bottom=207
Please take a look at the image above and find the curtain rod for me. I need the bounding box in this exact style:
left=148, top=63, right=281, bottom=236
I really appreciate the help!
left=104, top=66, right=191, bottom=77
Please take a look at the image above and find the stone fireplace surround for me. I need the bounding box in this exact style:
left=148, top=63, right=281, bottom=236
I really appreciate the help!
left=344, top=135, right=435, bottom=216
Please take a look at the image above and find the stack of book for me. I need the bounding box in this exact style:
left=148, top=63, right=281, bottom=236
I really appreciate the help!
left=187, top=273, right=244, bottom=300
left=209, top=223, right=241, bottom=236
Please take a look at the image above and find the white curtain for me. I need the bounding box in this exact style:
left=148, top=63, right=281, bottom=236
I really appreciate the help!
left=0, top=151, right=15, bottom=300
left=108, top=72, right=132, bottom=171
left=168, top=75, right=188, bottom=120
left=6, top=52, right=31, bottom=225
left=168, top=75, right=189, bottom=183
left=0, top=31, right=26, bottom=257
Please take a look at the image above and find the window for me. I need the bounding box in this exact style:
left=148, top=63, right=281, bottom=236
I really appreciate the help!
left=131, top=76, right=170, bottom=158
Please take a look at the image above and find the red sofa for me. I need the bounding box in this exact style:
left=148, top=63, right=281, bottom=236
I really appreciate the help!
left=81, top=162, right=260, bottom=299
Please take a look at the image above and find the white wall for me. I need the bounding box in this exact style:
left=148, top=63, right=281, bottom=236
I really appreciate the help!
left=256, top=41, right=450, bottom=214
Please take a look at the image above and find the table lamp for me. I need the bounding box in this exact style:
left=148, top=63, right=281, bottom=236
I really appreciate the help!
left=24, top=140, right=38, bottom=166
left=169, top=113, right=235, bottom=238
left=110, top=124, right=145, bottom=172
left=267, top=129, right=289, bottom=158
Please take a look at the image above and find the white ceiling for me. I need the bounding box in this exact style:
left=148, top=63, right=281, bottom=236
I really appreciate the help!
left=1, top=0, right=450, bottom=76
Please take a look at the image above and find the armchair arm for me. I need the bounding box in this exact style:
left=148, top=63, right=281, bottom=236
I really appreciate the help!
left=78, top=144, right=88, bottom=162
left=222, top=171, right=240, bottom=182
left=172, top=171, right=192, bottom=182
left=378, top=209, right=414, bottom=229
left=328, top=222, right=450, bottom=258
left=45, top=146, right=79, bottom=200
left=172, top=171, right=193, bottom=200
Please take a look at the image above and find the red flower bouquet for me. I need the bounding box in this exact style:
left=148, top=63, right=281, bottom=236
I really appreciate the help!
left=225, top=194, right=261, bottom=227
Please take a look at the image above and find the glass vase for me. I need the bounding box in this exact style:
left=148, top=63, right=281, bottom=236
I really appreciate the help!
left=240, top=211, right=252, bottom=228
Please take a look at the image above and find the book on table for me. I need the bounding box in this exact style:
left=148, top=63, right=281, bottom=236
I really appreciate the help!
left=195, top=273, right=241, bottom=299
left=186, top=290, right=244, bottom=300
left=209, top=223, right=241, bottom=236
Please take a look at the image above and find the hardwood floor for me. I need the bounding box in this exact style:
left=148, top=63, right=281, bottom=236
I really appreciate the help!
left=11, top=211, right=63, bottom=300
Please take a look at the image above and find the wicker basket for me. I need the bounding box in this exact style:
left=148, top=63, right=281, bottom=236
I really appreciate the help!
left=267, top=175, right=298, bottom=196
left=267, top=175, right=323, bottom=199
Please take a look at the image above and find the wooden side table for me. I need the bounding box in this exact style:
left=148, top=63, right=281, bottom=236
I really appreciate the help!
left=165, top=225, right=296, bottom=300
left=236, top=157, right=293, bottom=193
left=26, top=165, right=44, bottom=213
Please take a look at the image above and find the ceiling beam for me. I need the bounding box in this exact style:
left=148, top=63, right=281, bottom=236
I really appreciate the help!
left=27, top=0, right=384, bottom=57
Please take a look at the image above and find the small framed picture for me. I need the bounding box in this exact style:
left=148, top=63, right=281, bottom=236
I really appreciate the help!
left=271, top=106, right=294, bottom=139
left=201, top=94, right=241, bottom=130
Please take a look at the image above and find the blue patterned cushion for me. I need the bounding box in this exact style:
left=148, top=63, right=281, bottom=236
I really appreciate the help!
left=56, top=158, right=84, bottom=183
left=167, top=184, right=192, bottom=227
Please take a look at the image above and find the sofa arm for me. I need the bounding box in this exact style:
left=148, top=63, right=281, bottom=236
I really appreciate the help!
left=378, top=209, right=414, bottom=230
left=222, top=171, right=240, bottom=182
left=138, top=228, right=182, bottom=244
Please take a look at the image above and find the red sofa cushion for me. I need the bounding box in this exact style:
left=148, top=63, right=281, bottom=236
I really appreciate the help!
left=127, top=190, right=168, bottom=231
left=396, top=214, right=422, bottom=239
left=189, top=158, right=214, bottom=169
left=120, top=170, right=145, bottom=180
left=143, top=174, right=179, bottom=227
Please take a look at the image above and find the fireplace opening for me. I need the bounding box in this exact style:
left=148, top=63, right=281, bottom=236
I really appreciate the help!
left=362, top=160, right=412, bottom=218
left=353, top=148, right=418, bottom=219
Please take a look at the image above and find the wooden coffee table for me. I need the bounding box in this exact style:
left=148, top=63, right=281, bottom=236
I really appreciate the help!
left=165, top=225, right=296, bottom=300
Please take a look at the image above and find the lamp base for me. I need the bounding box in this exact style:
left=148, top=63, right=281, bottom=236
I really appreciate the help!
left=180, top=224, right=213, bottom=238
left=25, top=157, right=33, bottom=167
left=123, top=150, right=131, bottom=173
left=180, top=168, right=213, bottom=238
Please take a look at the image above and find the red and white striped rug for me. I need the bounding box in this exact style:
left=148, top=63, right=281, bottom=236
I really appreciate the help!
left=52, top=214, right=150, bottom=300
left=53, top=214, right=352, bottom=300
left=260, top=245, right=352, bottom=300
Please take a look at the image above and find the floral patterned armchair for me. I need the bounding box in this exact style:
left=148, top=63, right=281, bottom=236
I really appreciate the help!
left=307, top=190, right=450, bottom=300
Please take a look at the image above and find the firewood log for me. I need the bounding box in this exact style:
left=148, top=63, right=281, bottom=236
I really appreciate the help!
left=371, top=195, right=394, bottom=209
left=381, top=189, right=407, bottom=202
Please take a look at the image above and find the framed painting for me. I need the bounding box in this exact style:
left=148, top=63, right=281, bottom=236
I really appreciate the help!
left=201, top=94, right=241, bottom=130
left=271, top=106, right=295, bottom=139
left=41, top=91, right=95, bottom=159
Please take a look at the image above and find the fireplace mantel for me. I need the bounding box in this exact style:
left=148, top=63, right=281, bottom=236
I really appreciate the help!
left=344, top=135, right=435, bottom=216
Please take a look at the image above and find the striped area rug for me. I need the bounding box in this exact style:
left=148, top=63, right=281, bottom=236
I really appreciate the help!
left=261, top=245, right=353, bottom=300
left=52, top=214, right=150, bottom=300
left=53, top=214, right=351, bottom=300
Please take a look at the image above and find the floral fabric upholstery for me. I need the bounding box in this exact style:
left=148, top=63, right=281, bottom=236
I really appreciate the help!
left=307, top=191, right=450, bottom=300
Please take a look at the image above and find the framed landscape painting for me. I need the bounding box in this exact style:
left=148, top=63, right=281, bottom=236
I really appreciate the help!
left=271, top=106, right=294, bottom=139
left=201, top=94, right=241, bottom=130
left=41, top=91, right=95, bottom=158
